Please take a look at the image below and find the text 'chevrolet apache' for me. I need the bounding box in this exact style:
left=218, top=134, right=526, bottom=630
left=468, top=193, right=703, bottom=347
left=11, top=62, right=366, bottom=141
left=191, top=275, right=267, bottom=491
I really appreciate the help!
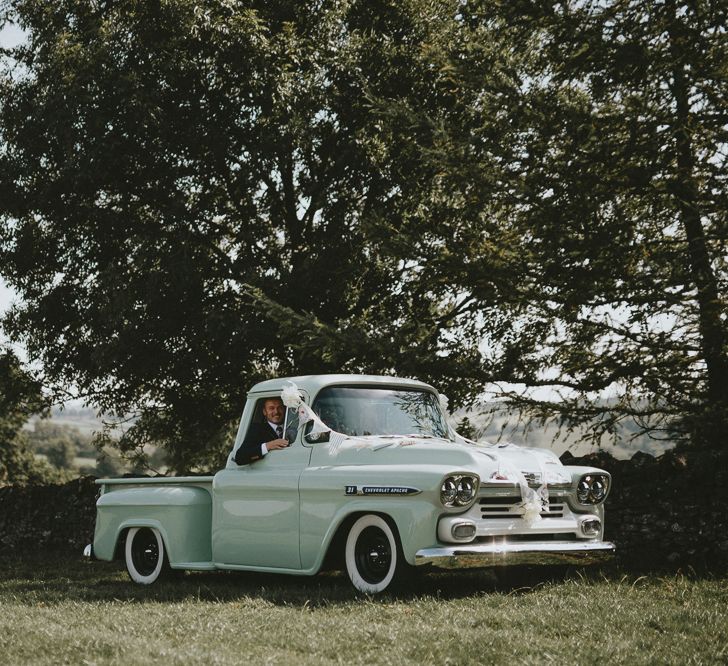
left=86, top=375, right=614, bottom=594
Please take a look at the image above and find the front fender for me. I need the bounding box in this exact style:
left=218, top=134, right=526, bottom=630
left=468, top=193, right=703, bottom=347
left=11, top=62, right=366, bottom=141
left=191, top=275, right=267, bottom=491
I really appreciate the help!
left=299, top=464, right=460, bottom=570
left=311, top=498, right=442, bottom=570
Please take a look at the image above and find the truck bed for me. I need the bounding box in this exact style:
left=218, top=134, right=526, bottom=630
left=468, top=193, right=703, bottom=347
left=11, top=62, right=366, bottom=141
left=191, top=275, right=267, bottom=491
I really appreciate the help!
left=93, top=476, right=216, bottom=567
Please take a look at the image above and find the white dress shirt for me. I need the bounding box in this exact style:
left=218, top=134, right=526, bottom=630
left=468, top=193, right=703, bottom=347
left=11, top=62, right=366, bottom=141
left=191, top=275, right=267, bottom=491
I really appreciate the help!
left=261, top=420, right=285, bottom=456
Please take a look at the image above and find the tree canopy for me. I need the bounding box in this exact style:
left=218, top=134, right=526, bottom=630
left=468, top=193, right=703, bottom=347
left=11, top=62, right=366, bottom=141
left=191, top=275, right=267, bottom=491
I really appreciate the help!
left=350, top=0, right=728, bottom=447
left=1, top=0, right=486, bottom=470
left=1, top=0, right=726, bottom=471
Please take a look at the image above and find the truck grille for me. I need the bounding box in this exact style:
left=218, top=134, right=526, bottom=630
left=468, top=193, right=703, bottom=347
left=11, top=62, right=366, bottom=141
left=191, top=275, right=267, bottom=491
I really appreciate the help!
left=477, top=533, right=577, bottom=543
left=479, top=495, right=566, bottom=519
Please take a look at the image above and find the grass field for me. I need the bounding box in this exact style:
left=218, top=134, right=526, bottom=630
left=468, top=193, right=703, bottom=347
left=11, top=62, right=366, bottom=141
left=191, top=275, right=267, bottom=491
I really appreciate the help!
left=1, top=557, right=726, bottom=665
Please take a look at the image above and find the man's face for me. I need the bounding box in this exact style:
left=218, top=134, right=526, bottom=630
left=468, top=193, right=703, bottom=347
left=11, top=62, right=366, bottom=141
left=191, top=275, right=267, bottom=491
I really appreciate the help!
left=262, top=398, right=285, bottom=425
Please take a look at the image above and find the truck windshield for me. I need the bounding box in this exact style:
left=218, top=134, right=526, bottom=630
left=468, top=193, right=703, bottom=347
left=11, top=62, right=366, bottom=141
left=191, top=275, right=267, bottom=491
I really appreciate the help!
left=312, top=387, right=451, bottom=439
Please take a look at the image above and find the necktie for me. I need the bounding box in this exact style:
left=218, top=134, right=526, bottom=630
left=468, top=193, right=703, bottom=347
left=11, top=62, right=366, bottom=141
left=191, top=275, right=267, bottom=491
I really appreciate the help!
left=276, top=425, right=283, bottom=438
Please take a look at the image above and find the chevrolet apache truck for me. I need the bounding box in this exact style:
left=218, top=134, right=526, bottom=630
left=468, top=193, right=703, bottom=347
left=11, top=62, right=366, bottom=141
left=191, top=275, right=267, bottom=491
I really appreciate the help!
left=85, top=374, right=614, bottom=593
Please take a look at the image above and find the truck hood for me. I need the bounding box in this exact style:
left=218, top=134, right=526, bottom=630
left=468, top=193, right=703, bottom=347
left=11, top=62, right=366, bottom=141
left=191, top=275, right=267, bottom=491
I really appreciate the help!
left=327, top=435, right=571, bottom=485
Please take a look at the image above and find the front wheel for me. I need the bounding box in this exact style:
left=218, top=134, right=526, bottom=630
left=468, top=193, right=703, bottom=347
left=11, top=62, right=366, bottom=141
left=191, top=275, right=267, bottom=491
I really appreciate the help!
left=125, top=527, right=169, bottom=584
left=345, top=514, right=408, bottom=594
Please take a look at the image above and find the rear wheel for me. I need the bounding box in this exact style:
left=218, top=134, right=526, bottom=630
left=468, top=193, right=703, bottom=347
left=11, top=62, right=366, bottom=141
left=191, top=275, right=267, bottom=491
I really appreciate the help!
left=345, top=514, right=409, bottom=594
left=125, top=527, right=169, bottom=584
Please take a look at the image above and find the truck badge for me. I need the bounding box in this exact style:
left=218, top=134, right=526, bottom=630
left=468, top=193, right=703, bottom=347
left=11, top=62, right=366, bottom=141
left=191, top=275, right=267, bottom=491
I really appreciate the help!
left=345, top=486, right=420, bottom=496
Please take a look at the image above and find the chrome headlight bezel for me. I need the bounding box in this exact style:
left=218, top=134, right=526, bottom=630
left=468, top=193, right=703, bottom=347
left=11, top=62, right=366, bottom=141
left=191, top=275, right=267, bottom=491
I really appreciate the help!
left=440, top=473, right=480, bottom=509
left=441, top=477, right=458, bottom=505
left=576, top=474, right=610, bottom=505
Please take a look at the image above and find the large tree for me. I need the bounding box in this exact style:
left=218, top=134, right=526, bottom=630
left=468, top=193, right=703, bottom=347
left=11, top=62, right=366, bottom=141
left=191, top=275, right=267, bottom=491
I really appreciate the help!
left=0, top=0, right=497, bottom=470
left=4, top=0, right=723, bottom=471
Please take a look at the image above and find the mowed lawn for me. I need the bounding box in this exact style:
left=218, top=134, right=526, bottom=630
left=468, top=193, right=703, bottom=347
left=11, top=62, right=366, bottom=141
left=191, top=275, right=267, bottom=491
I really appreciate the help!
left=0, top=556, right=726, bottom=665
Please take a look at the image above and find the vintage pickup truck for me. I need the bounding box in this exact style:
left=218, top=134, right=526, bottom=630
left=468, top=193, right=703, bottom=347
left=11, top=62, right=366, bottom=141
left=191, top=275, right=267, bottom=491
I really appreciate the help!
left=85, top=374, right=614, bottom=593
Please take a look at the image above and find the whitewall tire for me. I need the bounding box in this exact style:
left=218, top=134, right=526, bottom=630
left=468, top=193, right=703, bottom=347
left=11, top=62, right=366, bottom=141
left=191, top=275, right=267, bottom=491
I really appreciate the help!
left=345, top=515, right=400, bottom=594
left=125, top=527, right=167, bottom=584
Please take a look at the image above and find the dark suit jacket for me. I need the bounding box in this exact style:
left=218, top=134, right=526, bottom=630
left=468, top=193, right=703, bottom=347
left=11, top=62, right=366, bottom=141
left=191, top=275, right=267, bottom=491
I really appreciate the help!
left=234, top=421, right=282, bottom=466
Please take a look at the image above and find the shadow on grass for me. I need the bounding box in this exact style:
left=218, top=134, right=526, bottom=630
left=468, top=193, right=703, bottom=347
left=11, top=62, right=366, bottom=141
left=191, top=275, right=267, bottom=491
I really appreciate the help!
left=17, top=553, right=723, bottom=608
left=0, top=553, right=635, bottom=608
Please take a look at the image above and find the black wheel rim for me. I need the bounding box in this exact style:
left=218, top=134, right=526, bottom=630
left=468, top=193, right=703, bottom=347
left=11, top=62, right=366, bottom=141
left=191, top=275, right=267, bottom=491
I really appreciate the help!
left=131, top=528, right=160, bottom=577
left=355, top=526, right=392, bottom=584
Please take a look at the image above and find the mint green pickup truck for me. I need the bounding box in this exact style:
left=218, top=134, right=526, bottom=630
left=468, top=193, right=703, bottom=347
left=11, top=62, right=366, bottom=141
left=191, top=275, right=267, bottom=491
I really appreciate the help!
left=85, top=374, right=614, bottom=594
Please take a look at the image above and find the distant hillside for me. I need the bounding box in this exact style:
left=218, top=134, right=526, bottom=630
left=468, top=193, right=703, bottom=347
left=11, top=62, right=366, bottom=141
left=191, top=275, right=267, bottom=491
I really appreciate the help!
left=28, top=402, right=674, bottom=464
left=25, top=408, right=133, bottom=477
left=452, top=405, right=675, bottom=460
left=38, top=406, right=105, bottom=436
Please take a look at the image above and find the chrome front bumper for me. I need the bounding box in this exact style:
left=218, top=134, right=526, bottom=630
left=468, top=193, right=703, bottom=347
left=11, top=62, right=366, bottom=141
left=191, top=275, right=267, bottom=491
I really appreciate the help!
left=415, top=540, right=615, bottom=569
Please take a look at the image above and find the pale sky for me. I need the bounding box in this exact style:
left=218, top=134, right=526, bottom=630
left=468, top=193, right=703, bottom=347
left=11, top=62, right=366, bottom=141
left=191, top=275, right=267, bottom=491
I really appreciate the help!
left=0, top=277, right=14, bottom=314
left=0, top=20, right=25, bottom=50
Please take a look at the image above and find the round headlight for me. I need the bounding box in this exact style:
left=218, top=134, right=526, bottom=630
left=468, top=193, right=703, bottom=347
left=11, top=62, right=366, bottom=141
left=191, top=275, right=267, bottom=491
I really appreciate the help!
left=577, top=478, right=591, bottom=503
left=576, top=474, right=610, bottom=504
left=455, top=477, right=476, bottom=506
left=441, top=477, right=458, bottom=506
left=590, top=478, right=606, bottom=502
left=441, top=474, right=479, bottom=508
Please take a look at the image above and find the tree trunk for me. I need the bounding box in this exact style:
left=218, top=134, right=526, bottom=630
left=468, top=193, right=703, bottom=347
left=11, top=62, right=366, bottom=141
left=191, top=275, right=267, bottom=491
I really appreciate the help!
left=667, top=6, right=728, bottom=442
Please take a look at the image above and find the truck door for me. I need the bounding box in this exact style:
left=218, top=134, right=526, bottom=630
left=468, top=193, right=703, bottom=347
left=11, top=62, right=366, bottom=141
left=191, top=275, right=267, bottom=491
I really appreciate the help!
left=212, top=395, right=311, bottom=570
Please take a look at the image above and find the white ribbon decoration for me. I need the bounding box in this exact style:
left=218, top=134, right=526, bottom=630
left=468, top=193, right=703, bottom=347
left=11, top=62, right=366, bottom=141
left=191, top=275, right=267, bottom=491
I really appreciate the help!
left=281, top=381, right=348, bottom=455
left=479, top=446, right=550, bottom=526
left=281, top=382, right=303, bottom=409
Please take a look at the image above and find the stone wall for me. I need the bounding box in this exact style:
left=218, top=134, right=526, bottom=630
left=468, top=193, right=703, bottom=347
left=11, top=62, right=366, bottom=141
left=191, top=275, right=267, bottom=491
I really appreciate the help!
left=562, top=447, right=728, bottom=571
left=1, top=450, right=727, bottom=571
left=0, top=475, right=98, bottom=556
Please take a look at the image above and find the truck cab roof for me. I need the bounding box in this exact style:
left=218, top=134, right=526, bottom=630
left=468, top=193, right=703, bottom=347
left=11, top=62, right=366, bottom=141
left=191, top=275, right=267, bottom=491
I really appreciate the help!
left=248, top=374, right=437, bottom=398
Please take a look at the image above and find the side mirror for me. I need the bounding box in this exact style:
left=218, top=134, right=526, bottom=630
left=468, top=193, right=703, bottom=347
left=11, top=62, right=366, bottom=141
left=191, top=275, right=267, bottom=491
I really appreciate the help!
left=304, top=430, right=330, bottom=444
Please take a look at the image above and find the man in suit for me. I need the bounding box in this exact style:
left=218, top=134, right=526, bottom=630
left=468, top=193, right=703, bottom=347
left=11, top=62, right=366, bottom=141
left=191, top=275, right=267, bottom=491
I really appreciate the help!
left=234, top=397, right=291, bottom=465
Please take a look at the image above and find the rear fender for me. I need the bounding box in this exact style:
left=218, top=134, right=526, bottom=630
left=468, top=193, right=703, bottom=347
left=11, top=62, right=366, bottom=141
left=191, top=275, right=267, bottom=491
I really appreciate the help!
left=93, top=486, right=212, bottom=565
